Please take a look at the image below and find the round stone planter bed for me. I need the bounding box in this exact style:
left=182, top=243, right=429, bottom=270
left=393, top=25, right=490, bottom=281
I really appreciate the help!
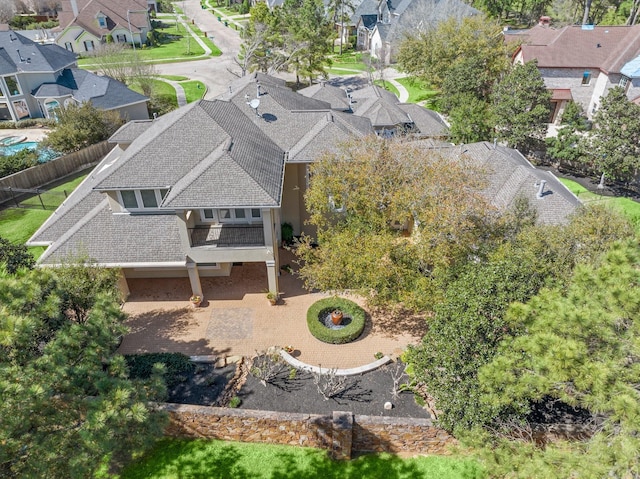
left=307, top=297, right=366, bottom=344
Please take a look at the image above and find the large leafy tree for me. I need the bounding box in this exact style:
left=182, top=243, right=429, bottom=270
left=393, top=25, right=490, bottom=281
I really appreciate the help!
left=491, top=61, right=551, bottom=152
left=397, top=16, right=509, bottom=89
left=297, top=136, right=499, bottom=311
left=0, top=236, right=35, bottom=274
left=43, top=102, right=123, bottom=153
left=397, top=17, right=510, bottom=143
left=586, top=86, right=640, bottom=182
left=0, top=266, right=166, bottom=478
left=474, top=240, right=640, bottom=478
left=405, top=206, right=634, bottom=432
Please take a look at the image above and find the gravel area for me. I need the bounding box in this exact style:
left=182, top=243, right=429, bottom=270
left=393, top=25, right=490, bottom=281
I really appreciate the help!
left=167, top=359, right=430, bottom=419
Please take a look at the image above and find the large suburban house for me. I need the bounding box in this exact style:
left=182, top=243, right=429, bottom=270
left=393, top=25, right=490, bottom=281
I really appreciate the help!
left=0, top=31, right=149, bottom=121
left=27, top=74, right=578, bottom=302
left=352, top=0, right=479, bottom=63
left=55, top=0, right=152, bottom=53
left=508, top=24, right=640, bottom=122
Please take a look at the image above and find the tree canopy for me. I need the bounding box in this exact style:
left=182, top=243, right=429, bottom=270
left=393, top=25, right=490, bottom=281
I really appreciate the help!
left=404, top=206, right=634, bottom=432
left=43, top=102, right=123, bottom=153
left=491, top=61, right=551, bottom=152
left=472, top=239, right=640, bottom=478
left=0, top=265, right=166, bottom=478
left=297, top=136, right=500, bottom=311
left=586, top=86, right=640, bottom=182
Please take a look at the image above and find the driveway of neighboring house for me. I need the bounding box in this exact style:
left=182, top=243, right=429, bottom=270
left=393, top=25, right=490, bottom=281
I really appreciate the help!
left=118, top=250, right=426, bottom=369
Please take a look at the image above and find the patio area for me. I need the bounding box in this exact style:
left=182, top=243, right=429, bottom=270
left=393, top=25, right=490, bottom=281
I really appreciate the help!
left=118, top=250, right=427, bottom=369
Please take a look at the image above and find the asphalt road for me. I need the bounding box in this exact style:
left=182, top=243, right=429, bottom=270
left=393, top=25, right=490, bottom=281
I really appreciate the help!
left=156, top=0, right=243, bottom=98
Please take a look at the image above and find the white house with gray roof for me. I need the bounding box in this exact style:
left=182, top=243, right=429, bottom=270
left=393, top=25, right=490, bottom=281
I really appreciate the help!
left=353, top=0, right=479, bottom=63
left=28, top=73, right=578, bottom=302
left=0, top=30, right=148, bottom=121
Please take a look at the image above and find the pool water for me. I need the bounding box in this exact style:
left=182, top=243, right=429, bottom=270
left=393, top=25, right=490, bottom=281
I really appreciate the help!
left=0, top=141, right=59, bottom=162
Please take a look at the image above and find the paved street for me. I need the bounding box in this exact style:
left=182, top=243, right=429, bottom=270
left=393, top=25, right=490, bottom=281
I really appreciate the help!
left=156, top=0, right=243, bottom=98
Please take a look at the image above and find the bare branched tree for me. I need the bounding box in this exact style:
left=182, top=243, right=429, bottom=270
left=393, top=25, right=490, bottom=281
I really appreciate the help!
left=0, top=0, right=16, bottom=23
left=87, top=44, right=156, bottom=96
left=313, top=367, right=351, bottom=400
left=388, top=362, right=406, bottom=400
left=249, top=351, right=287, bottom=387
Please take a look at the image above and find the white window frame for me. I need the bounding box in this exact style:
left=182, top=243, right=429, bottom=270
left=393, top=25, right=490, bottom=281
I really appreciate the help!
left=64, top=42, right=73, bottom=52
left=117, top=189, right=169, bottom=211
left=116, top=33, right=127, bottom=42
left=84, top=40, right=95, bottom=51
left=4, top=75, right=21, bottom=96
left=581, top=71, right=592, bottom=86
left=97, top=15, right=107, bottom=28
left=200, top=208, right=263, bottom=224
left=619, top=75, right=630, bottom=91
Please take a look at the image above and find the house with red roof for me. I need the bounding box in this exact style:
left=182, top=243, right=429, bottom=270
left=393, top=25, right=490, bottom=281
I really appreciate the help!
left=507, top=24, right=640, bottom=123
left=55, top=0, right=152, bottom=53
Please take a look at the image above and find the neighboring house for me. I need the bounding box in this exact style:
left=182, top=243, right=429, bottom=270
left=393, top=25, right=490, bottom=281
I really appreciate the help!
left=55, top=0, right=151, bottom=53
left=27, top=74, right=577, bottom=302
left=353, top=0, right=479, bottom=63
left=507, top=24, right=640, bottom=122
left=0, top=31, right=149, bottom=121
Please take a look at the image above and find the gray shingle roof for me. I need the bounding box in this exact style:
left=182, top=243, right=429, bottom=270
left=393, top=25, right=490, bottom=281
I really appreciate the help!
left=0, top=31, right=76, bottom=75
left=32, top=68, right=148, bottom=110
left=440, top=142, right=580, bottom=225
left=37, top=202, right=185, bottom=265
left=108, top=119, right=155, bottom=144
left=397, top=104, right=448, bottom=137
left=296, top=82, right=351, bottom=111
left=97, top=99, right=285, bottom=208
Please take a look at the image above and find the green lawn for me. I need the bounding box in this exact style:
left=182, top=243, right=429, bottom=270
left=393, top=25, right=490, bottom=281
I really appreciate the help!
left=395, top=77, right=440, bottom=105
left=0, top=174, right=88, bottom=259
left=375, top=80, right=400, bottom=98
left=130, top=79, right=178, bottom=107
left=158, top=75, right=189, bottom=81
left=559, top=178, right=640, bottom=231
left=181, top=80, right=207, bottom=103
left=78, top=23, right=219, bottom=68
left=327, top=52, right=371, bottom=75
left=121, top=439, right=485, bottom=479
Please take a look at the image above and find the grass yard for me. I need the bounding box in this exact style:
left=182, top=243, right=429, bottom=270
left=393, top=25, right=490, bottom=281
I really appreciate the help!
left=560, top=178, right=640, bottom=231
left=395, top=77, right=439, bottom=105
left=158, top=75, right=189, bottom=81
left=375, top=80, right=400, bottom=98
left=130, top=79, right=178, bottom=108
left=181, top=81, right=207, bottom=102
left=120, top=439, right=485, bottom=479
left=0, top=173, right=87, bottom=259
left=327, top=52, right=371, bottom=75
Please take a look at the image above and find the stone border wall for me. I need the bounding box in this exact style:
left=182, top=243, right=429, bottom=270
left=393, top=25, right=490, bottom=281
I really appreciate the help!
left=158, top=403, right=457, bottom=459
left=0, top=141, right=110, bottom=205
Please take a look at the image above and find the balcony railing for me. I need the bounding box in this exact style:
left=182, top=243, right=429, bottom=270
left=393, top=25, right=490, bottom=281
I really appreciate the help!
left=190, top=224, right=265, bottom=248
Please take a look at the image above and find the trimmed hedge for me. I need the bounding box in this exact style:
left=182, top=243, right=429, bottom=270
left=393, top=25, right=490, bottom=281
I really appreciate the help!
left=306, top=297, right=366, bottom=344
left=125, top=352, right=195, bottom=387
left=0, top=119, right=56, bottom=129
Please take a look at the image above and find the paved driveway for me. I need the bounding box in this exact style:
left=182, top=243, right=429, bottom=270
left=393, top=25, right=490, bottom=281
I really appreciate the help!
left=118, top=250, right=426, bottom=369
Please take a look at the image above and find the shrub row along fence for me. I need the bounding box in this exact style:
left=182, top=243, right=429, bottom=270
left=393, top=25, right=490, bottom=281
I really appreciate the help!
left=0, top=141, right=111, bottom=206
left=159, top=403, right=456, bottom=459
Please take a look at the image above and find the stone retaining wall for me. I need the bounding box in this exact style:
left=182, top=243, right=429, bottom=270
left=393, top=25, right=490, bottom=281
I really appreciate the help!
left=159, top=403, right=457, bottom=459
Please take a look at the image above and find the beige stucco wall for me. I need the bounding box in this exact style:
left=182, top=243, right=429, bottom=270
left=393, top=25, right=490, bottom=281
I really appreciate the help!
left=116, top=101, right=150, bottom=121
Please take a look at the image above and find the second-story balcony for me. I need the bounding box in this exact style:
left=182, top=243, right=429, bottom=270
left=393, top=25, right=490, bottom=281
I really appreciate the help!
left=189, top=224, right=265, bottom=248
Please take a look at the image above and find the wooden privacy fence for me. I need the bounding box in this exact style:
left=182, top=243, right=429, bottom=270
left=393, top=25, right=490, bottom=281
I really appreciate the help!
left=0, top=141, right=111, bottom=206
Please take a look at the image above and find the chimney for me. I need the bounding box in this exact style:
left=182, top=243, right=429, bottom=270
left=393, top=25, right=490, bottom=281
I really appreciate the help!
left=70, top=0, right=79, bottom=17
left=536, top=180, right=547, bottom=198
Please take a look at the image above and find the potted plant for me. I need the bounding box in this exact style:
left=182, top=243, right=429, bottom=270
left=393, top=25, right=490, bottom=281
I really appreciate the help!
left=190, top=294, right=202, bottom=308
left=266, top=291, right=278, bottom=305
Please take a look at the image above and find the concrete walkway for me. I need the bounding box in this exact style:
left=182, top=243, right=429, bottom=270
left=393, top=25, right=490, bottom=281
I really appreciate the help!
left=387, top=78, right=409, bottom=102
left=161, top=78, right=188, bottom=107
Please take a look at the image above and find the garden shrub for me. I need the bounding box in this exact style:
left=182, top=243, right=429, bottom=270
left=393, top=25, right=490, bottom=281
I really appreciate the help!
left=0, top=149, right=39, bottom=177
left=125, top=352, right=195, bottom=387
left=306, top=297, right=366, bottom=344
left=281, top=222, right=293, bottom=244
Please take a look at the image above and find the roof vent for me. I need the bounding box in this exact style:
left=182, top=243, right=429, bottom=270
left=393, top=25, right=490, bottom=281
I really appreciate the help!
left=535, top=180, right=547, bottom=198
left=597, top=43, right=601, bottom=48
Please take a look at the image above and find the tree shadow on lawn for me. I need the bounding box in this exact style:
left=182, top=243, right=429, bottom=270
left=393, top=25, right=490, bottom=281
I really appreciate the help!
left=124, top=438, right=475, bottom=479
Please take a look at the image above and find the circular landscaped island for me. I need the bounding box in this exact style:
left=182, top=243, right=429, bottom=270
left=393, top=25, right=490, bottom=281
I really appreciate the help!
left=306, top=297, right=366, bottom=344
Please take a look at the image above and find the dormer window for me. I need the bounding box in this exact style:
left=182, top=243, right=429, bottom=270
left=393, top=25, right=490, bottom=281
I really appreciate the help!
left=118, top=189, right=169, bottom=211
left=97, top=14, right=107, bottom=28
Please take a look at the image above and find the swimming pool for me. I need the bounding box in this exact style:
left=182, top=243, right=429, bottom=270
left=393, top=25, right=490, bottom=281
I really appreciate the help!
left=0, top=141, right=60, bottom=162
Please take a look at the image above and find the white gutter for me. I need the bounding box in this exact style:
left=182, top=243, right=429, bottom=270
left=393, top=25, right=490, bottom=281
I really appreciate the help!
left=39, top=261, right=187, bottom=269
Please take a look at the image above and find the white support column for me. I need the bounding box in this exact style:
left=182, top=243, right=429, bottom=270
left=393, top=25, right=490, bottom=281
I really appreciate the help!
left=266, top=260, right=278, bottom=295
left=117, top=268, right=130, bottom=300
left=186, top=262, right=203, bottom=299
